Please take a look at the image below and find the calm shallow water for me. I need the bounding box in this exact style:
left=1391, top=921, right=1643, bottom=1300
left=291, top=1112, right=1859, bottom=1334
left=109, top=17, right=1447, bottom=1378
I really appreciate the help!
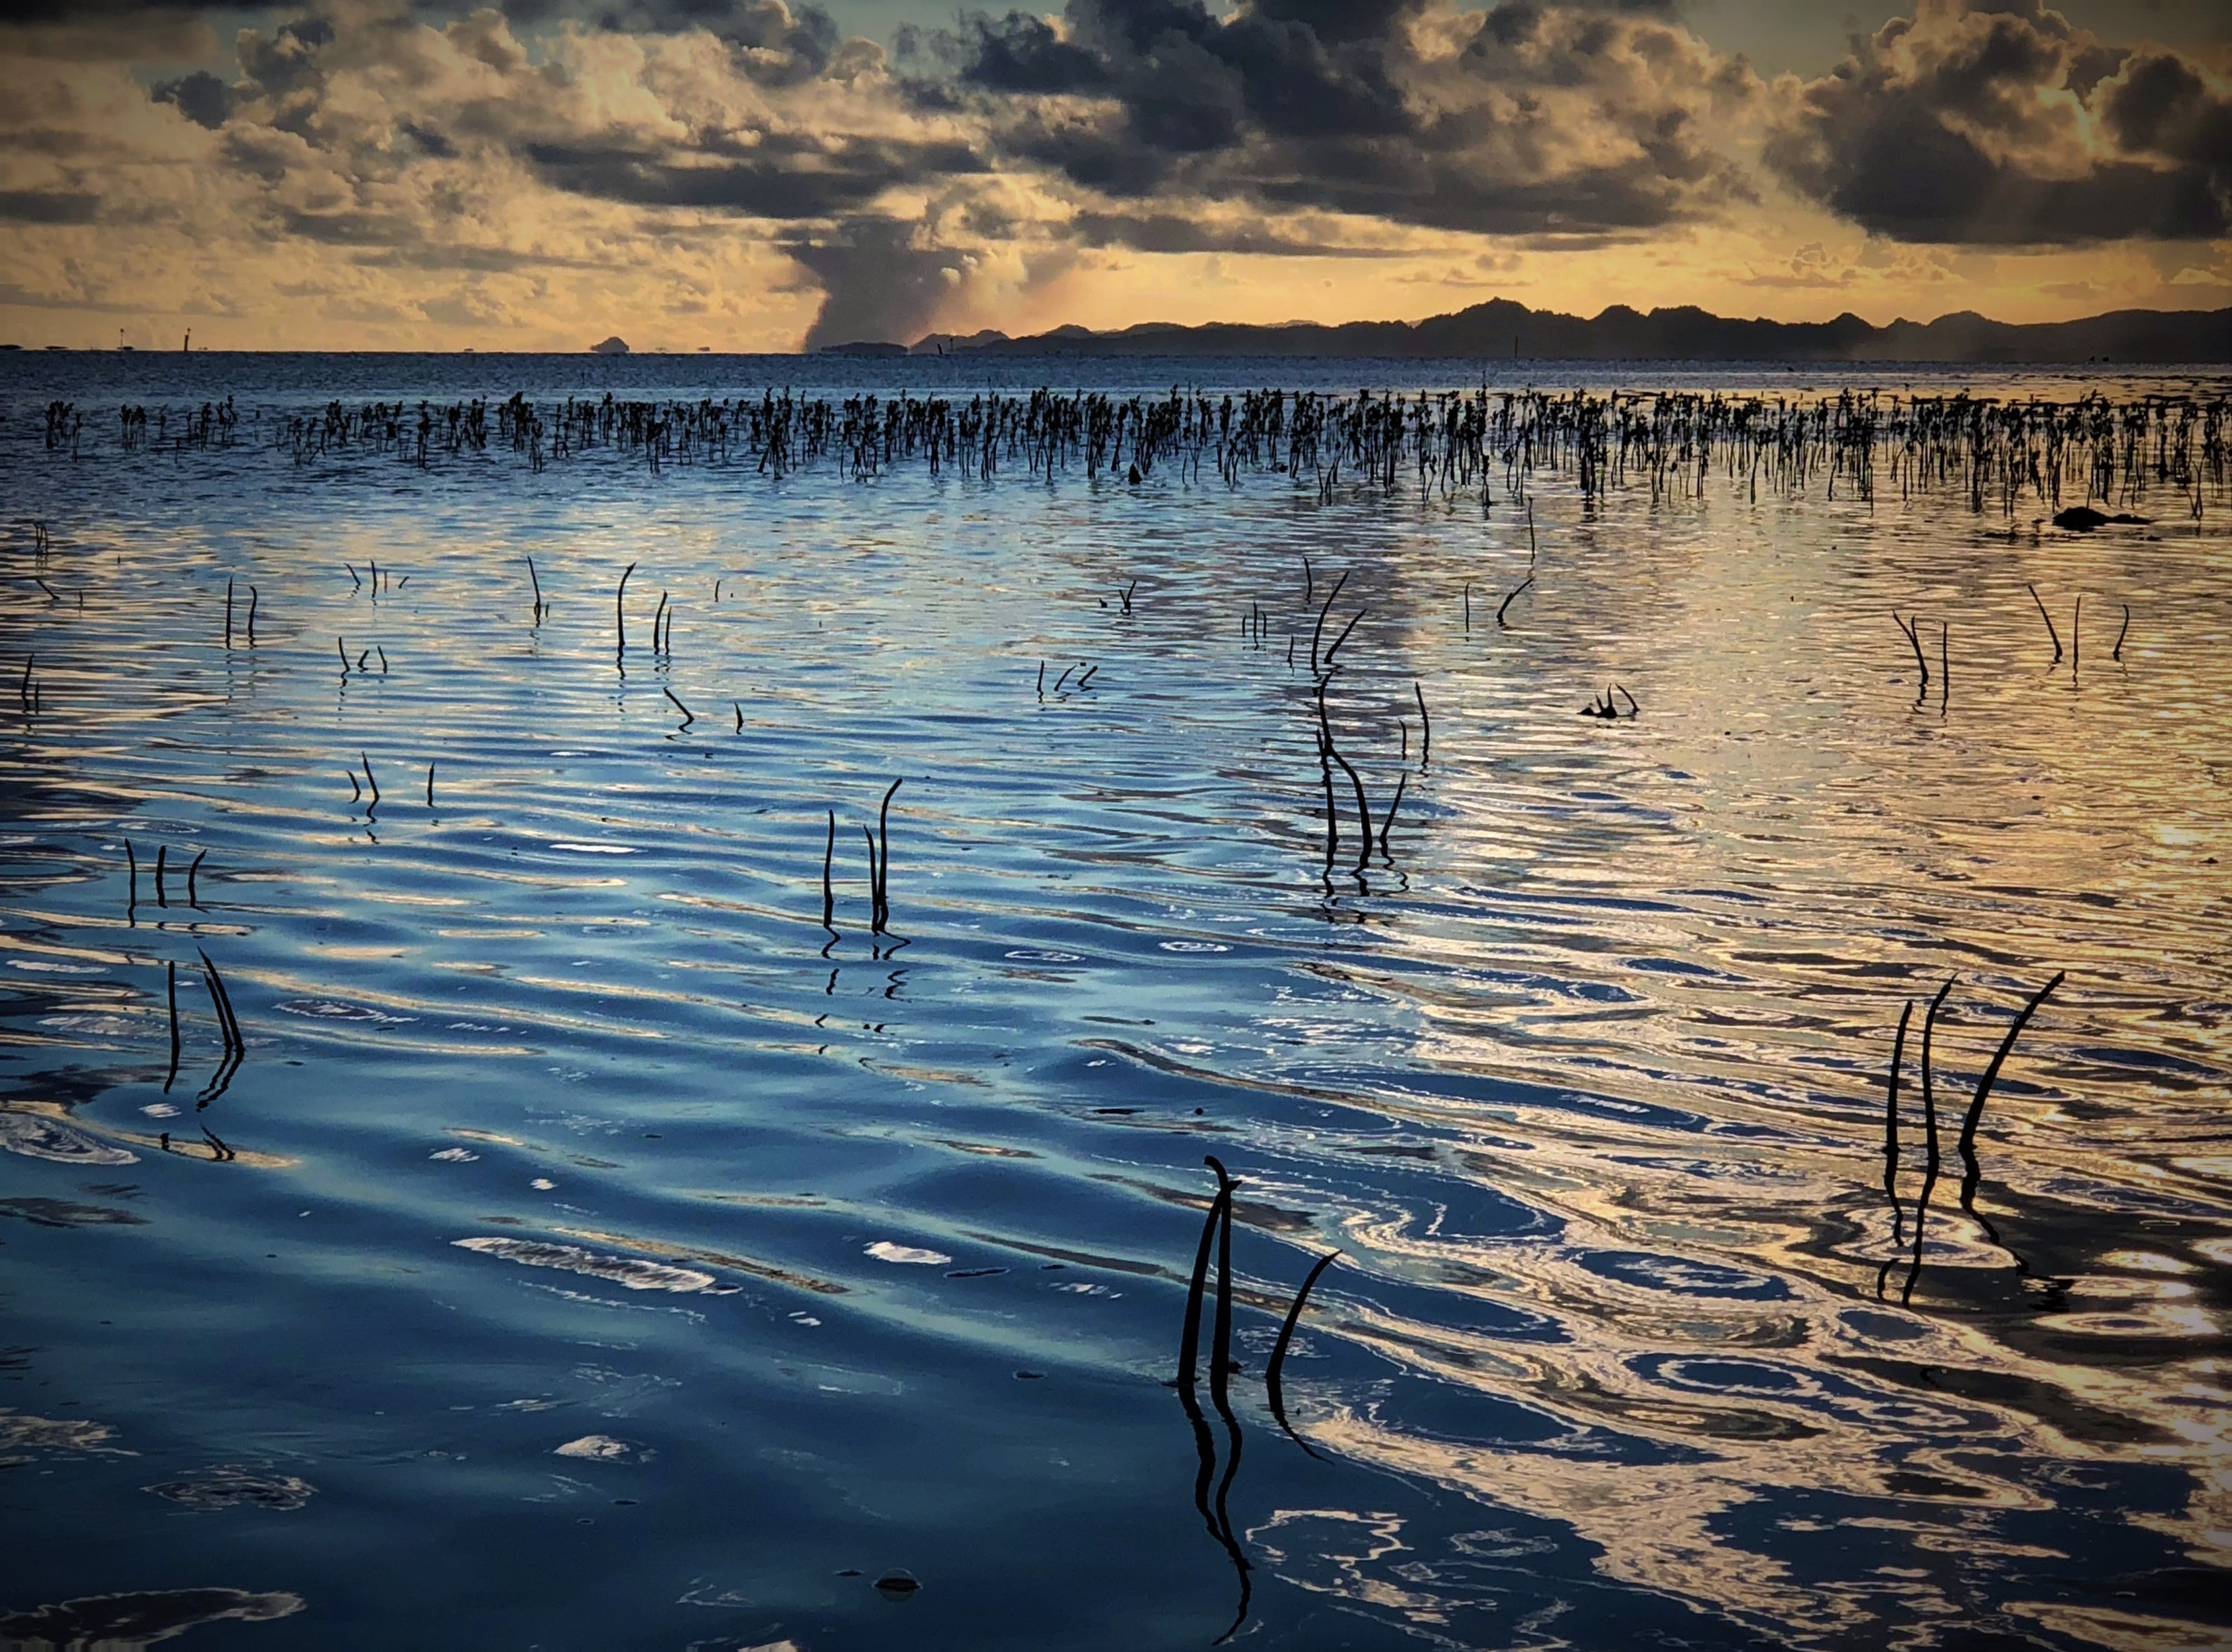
left=2, top=356, right=2229, bottom=1651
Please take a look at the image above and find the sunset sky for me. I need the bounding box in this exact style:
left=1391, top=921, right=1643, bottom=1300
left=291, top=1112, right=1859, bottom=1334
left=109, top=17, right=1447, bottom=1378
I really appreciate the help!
left=3, top=0, right=2227, bottom=351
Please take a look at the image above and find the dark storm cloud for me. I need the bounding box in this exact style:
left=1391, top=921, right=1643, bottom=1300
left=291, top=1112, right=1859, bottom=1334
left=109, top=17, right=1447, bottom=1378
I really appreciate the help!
left=911, top=0, right=1752, bottom=237
left=526, top=134, right=982, bottom=218
left=782, top=216, right=974, bottom=348
left=1071, top=209, right=1408, bottom=255
left=152, top=69, right=232, bottom=128
left=1768, top=1, right=2232, bottom=244
left=587, top=0, right=838, bottom=83
left=0, top=188, right=100, bottom=222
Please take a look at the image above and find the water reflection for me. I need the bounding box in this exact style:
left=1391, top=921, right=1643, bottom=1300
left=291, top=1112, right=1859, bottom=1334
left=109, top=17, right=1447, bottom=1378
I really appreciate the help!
left=1, top=360, right=2227, bottom=1647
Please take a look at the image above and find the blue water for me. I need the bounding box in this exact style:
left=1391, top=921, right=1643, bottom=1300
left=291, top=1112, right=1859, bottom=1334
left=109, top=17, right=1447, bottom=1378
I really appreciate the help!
left=1, top=355, right=2227, bottom=1651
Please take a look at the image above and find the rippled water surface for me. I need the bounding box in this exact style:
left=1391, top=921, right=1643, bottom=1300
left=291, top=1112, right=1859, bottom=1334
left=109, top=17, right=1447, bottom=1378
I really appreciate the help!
left=3, top=355, right=2229, bottom=1651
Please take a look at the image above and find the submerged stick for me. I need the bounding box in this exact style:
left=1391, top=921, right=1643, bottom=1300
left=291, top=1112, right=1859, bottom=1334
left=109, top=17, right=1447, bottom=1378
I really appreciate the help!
left=197, top=947, right=242, bottom=1056
left=1265, top=1249, right=1339, bottom=1451
left=1414, top=682, right=1430, bottom=764
left=1902, top=977, right=1954, bottom=1305
left=1327, top=740, right=1373, bottom=875
left=524, top=556, right=542, bottom=616
left=246, top=586, right=258, bottom=646
left=224, top=577, right=234, bottom=648
left=876, top=778, right=901, bottom=932
left=2113, top=605, right=2130, bottom=662
left=2026, top=583, right=2062, bottom=661
left=1378, top=773, right=1407, bottom=856
left=821, top=809, right=837, bottom=932
left=163, top=959, right=180, bottom=1093
left=1883, top=1000, right=1912, bottom=1207
left=1496, top=575, right=1533, bottom=627
left=1307, top=572, right=1347, bottom=674
left=2071, top=595, right=2081, bottom=680
left=1957, top=972, right=2065, bottom=1210
left=1895, top=612, right=1928, bottom=693
left=1939, top=623, right=1949, bottom=716
left=1208, top=1157, right=1237, bottom=1412
left=426, top=762, right=436, bottom=807
left=662, top=687, right=694, bottom=727
left=860, top=826, right=880, bottom=936
left=1323, top=607, right=1367, bottom=671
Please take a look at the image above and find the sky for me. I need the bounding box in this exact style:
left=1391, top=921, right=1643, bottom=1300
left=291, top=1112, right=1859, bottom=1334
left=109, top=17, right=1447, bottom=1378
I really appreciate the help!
left=1, top=0, right=2227, bottom=351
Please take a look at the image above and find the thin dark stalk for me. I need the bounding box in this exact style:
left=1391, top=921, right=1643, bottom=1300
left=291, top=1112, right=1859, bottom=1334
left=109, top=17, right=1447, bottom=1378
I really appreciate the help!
left=2026, top=583, right=2062, bottom=661
left=1901, top=977, right=1953, bottom=1305
left=163, top=960, right=180, bottom=1093
left=1315, top=727, right=1338, bottom=872
left=1496, top=575, right=1533, bottom=627
left=1323, top=607, right=1367, bottom=670
left=821, top=810, right=837, bottom=933
left=616, top=561, right=637, bottom=656
left=1463, top=583, right=1471, bottom=634
left=224, top=577, right=234, bottom=648
left=1265, top=1249, right=1339, bottom=1455
left=1895, top=612, right=1928, bottom=694
left=2071, top=595, right=2081, bottom=680
left=1176, top=1179, right=1229, bottom=1393
left=187, top=849, right=205, bottom=908
left=662, top=687, right=694, bottom=727
left=1939, top=623, right=1949, bottom=716
left=1958, top=972, right=2065, bottom=1211
left=197, top=947, right=242, bottom=1056
left=426, top=763, right=436, bottom=807
left=1328, top=741, right=1373, bottom=875
left=154, top=844, right=168, bottom=907
left=2113, top=605, right=2130, bottom=662
left=524, top=556, right=542, bottom=617
left=652, top=591, right=669, bottom=652
left=876, top=778, right=901, bottom=933
left=860, top=826, right=880, bottom=936
left=1378, top=773, right=1406, bottom=858
left=246, top=586, right=258, bottom=646
left=1308, top=572, right=1347, bottom=673
left=1884, top=1000, right=1912, bottom=1213
left=1208, top=1157, right=1237, bottom=1412
left=1414, top=682, right=1430, bottom=763
left=126, top=839, right=138, bottom=915
left=361, top=754, right=380, bottom=812
left=337, top=636, right=348, bottom=674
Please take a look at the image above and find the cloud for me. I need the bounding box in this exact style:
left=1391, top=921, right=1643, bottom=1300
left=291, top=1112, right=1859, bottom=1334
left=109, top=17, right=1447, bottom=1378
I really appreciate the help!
left=0, top=188, right=100, bottom=222
left=5, top=0, right=2225, bottom=349
left=1766, top=0, right=2232, bottom=244
left=152, top=69, right=232, bottom=128
left=916, top=0, right=1760, bottom=237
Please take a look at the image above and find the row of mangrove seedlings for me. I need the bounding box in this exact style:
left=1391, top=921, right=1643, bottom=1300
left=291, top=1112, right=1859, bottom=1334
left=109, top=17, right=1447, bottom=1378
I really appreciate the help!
left=30, top=385, right=2227, bottom=518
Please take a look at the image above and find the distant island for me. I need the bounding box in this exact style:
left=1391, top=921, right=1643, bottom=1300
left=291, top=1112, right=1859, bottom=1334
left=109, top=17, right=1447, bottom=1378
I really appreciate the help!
left=821, top=299, right=2232, bottom=365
